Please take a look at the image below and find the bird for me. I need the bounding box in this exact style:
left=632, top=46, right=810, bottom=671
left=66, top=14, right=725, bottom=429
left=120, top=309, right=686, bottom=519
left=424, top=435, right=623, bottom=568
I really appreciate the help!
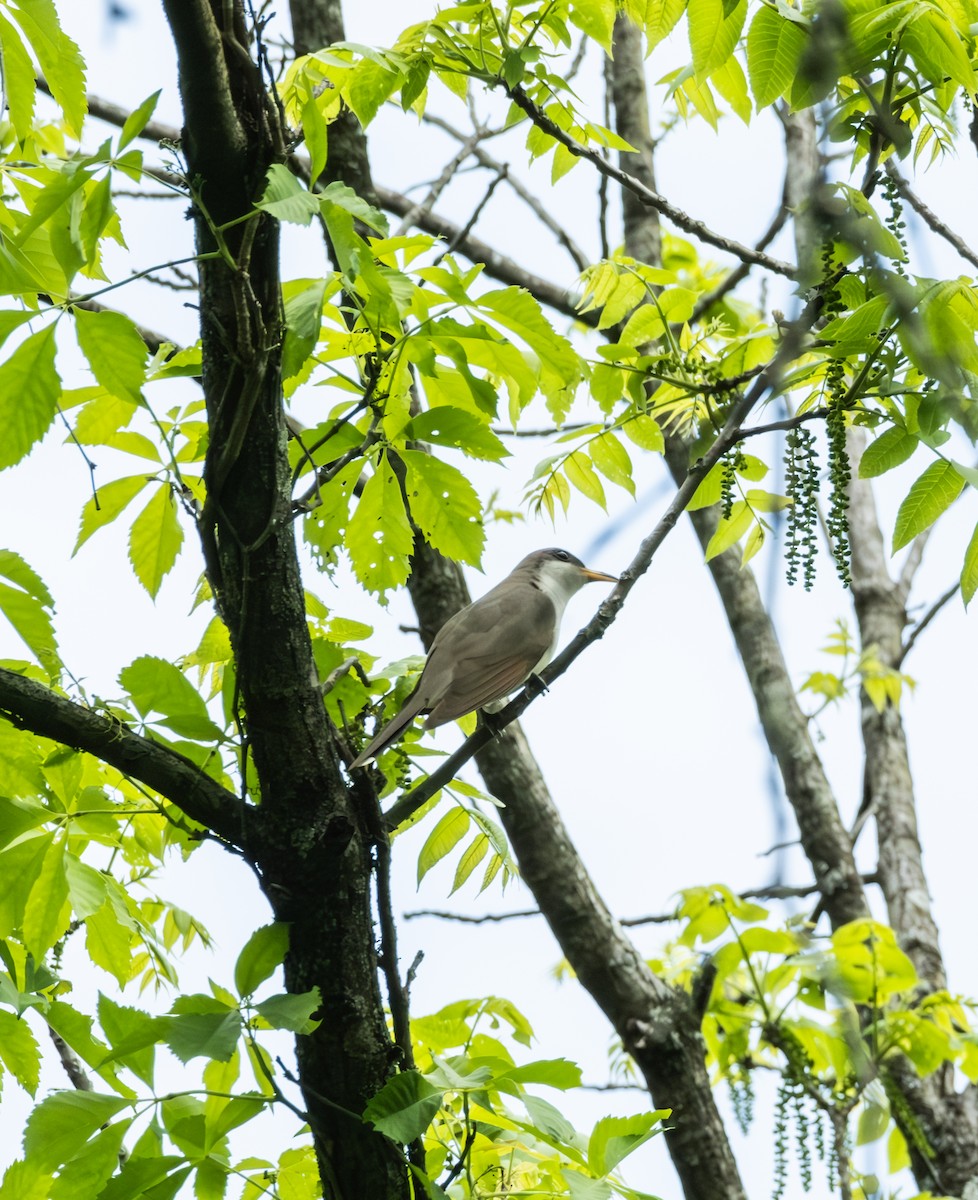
left=349, top=548, right=618, bottom=768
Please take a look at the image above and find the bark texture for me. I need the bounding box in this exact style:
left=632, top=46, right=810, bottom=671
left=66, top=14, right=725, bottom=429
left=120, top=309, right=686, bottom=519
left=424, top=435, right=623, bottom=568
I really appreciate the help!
left=846, top=432, right=978, bottom=1196
left=162, top=3, right=406, bottom=1195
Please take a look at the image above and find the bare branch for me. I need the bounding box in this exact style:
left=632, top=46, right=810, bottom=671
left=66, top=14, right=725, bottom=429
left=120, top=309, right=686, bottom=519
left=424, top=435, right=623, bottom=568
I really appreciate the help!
left=421, top=110, right=591, bottom=271
left=885, top=161, right=978, bottom=271
left=898, top=582, right=960, bottom=667
left=505, top=84, right=797, bottom=278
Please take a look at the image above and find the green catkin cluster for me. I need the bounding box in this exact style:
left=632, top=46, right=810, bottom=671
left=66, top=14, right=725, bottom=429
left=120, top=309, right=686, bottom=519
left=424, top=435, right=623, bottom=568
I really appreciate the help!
left=882, top=173, right=908, bottom=277
left=719, top=450, right=745, bottom=521
left=784, top=425, right=819, bottom=589
left=820, top=242, right=852, bottom=587
left=727, top=1066, right=755, bottom=1135
left=773, top=1078, right=791, bottom=1200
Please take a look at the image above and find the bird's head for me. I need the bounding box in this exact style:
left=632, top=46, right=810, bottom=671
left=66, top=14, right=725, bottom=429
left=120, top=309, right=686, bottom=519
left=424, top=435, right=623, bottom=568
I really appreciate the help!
left=517, top=547, right=618, bottom=601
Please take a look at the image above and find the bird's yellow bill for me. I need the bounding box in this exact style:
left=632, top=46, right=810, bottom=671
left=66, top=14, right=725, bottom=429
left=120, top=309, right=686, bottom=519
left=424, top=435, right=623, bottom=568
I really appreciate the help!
left=582, top=569, right=618, bottom=583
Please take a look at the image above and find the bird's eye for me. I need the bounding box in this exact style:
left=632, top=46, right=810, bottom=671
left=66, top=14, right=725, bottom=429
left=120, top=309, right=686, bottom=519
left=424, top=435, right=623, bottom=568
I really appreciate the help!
left=554, top=549, right=569, bottom=561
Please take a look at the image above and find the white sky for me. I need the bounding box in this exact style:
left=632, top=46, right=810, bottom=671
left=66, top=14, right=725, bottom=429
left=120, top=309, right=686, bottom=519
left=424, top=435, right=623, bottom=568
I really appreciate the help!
left=0, top=1, right=976, bottom=1196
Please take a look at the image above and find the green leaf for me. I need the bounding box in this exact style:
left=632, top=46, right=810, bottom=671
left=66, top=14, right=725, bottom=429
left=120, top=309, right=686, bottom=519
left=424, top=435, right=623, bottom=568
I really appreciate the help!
left=164, top=1009, right=243, bottom=1065
left=858, top=427, right=918, bottom=478
left=587, top=1111, right=670, bottom=1176
left=449, top=833, right=488, bottom=895
left=0, top=325, right=60, bottom=471
left=22, top=835, right=70, bottom=956
left=73, top=308, right=148, bottom=405
left=892, top=460, right=965, bottom=551
left=282, top=278, right=327, bottom=382
left=64, top=856, right=107, bottom=919
left=564, top=451, right=607, bottom=509
left=254, top=989, right=322, bottom=1034
left=0, top=550, right=58, bottom=668
left=401, top=449, right=484, bottom=567
left=48, top=1120, right=130, bottom=1200
left=568, top=0, right=615, bottom=54
left=119, top=655, right=222, bottom=740
left=119, top=89, right=161, bottom=150
left=12, top=0, right=86, bottom=138
left=128, top=484, right=184, bottom=599
left=363, top=1070, right=443, bottom=1142
left=0, top=833, right=52, bottom=939
left=961, top=519, right=978, bottom=608
left=496, top=1058, right=583, bottom=1091
left=234, top=923, right=289, bottom=998
left=74, top=475, right=150, bottom=554
left=0, top=1008, right=41, bottom=1095
left=409, top=407, right=509, bottom=462
left=418, top=807, right=470, bottom=885
left=630, top=0, right=687, bottom=50
left=746, top=6, right=807, bottom=108
left=347, top=454, right=414, bottom=597
left=255, top=164, right=321, bottom=225
left=589, top=433, right=635, bottom=496
left=0, top=13, right=36, bottom=140
left=688, top=0, right=747, bottom=79
left=84, top=902, right=135, bottom=987
left=0, top=1159, right=52, bottom=1200
left=23, top=1091, right=130, bottom=1173
left=705, top=500, right=753, bottom=560
left=318, top=181, right=389, bottom=235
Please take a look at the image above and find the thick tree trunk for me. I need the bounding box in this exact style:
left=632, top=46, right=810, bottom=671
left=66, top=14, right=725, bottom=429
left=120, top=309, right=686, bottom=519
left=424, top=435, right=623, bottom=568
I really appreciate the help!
left=162, top=3, right=407, bottom=1195
left=846, top=433, right=978, bottom=1196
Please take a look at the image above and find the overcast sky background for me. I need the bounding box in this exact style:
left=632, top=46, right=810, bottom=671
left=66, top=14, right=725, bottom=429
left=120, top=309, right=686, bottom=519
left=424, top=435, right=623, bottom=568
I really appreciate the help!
left=0, top=1, right=976, bottom=1195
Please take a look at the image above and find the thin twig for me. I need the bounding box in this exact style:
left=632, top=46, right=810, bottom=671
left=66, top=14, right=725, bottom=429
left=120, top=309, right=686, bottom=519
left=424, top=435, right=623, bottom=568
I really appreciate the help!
left=421, top=110, right=591, bottom=271
left=404, top=876, right=881, bottom=928
left=689, top=204, right=791, bottom=325
left=897, top=582, right=960, bottom=667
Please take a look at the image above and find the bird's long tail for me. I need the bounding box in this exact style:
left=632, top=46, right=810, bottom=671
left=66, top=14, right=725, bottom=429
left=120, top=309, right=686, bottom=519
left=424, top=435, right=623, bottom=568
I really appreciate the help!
left=349, top=692, right=425, bottom=769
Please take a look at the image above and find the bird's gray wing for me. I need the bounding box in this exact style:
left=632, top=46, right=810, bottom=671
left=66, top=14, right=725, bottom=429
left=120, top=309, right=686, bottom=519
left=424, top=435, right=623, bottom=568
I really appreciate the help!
left=422, top=587, right=555, bottom=728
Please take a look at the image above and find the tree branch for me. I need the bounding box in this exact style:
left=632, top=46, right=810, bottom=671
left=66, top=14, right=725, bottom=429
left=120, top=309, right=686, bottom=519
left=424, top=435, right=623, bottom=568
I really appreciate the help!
left=884, top=161, right=978, bottom=271
left=505, top=84, right=797, bottom=279
left=0, top=666, right=244, bottom=845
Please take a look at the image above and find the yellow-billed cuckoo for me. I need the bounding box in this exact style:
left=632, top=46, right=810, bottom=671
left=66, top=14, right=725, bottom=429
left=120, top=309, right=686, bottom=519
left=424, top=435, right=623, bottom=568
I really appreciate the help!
left=349, top=548, right=618, bottom=768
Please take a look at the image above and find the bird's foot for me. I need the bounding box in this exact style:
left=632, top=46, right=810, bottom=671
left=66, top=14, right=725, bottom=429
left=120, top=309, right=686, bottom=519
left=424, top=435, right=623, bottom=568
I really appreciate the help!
left=526, top=672, right=549, bottom=697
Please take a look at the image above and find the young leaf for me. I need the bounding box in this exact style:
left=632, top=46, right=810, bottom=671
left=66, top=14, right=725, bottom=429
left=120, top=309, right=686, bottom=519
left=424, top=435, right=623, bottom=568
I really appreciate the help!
left=119, top=90, right=162, bottom=150
left=128, top=483, right=184, bottom=599
left=12, top=1, right=86, bottom=138
left=0, top=325, right=60, bottom=471
left=417, top=807, right=470, bottom=885
left=589, top=432, right=635, bottom=496
left=564, top=451, right=607, bottom=510
left=892, top=460, right=965, bottom=551
left=449, top=833, right=489, bottom=895
left=705, top=501, right=752, bottom=560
